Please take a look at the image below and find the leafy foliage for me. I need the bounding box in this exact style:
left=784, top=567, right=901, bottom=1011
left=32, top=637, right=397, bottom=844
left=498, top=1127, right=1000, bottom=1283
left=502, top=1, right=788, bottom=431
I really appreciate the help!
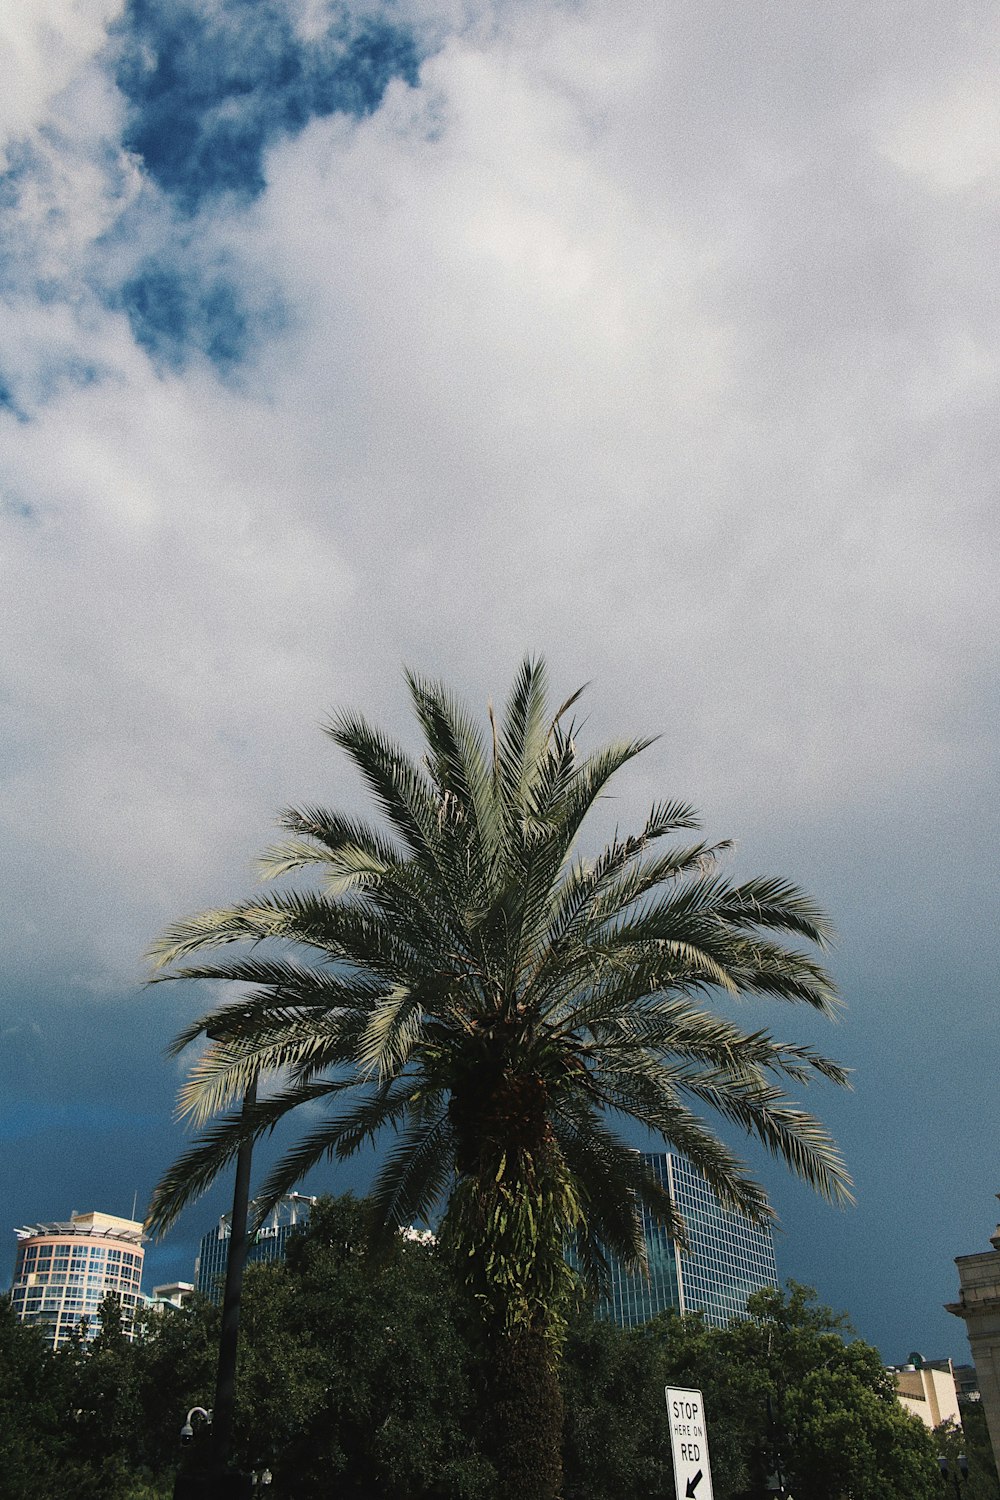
left=232, top=1195, right=496, bottom=1499
left=562, top=1282, right=946, bottom=1500
left=0, top=1203, right=494, bottom=1498
left=0, top=1296, right=77, bottom=1498
left=0, top=1293, right=186, bottom=1499
left=0, top=1241, right=970, bottom=1500
left=937, top=1402, right=1000, bottom=1500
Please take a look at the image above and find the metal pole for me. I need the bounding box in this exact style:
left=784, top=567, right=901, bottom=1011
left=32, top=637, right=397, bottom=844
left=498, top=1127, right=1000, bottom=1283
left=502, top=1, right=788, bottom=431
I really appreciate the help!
left=212, top=1071, right=258, bottom=1476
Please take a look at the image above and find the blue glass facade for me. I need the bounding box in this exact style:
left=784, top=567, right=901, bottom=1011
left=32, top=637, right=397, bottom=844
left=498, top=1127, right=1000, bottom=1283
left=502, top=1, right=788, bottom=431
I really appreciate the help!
left=601, top=1153, right=777, bottom=1329
left=194, top=1195, right=314, bottom=1300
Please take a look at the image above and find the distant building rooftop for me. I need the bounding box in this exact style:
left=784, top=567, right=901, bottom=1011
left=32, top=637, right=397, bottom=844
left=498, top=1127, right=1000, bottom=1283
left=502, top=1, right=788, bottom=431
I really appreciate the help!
left=887, top=1357, right=961, bottom=1431
left=149, top=1282, right=195, bottom=1309
left=10, top=1209, right=146, bottom=1348
left=14, top=1209, right=143, bottom=1245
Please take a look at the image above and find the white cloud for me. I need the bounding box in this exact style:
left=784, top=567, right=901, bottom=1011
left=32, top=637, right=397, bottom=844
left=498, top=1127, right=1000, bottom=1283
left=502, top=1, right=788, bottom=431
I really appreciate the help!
left=880, top=79, right=1000, bottom=193
left=1, top=0, right=998, bottom=998
left=0, top=0, right=124, bottom=168
left=3, top=0, right=1000, bottom=1365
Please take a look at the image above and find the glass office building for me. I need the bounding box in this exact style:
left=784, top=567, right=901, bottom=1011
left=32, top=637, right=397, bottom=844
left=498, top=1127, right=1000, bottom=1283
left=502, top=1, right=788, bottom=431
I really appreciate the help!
left=10, top=1210, right=145, bottom=1348
left=195, top=1193, right=315, bottom=1299
left=602, top=1153, right=778, bottom=1329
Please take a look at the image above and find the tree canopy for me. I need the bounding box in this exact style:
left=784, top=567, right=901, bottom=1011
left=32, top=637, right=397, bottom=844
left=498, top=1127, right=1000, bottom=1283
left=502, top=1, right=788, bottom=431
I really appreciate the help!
left=563, top=1282, right=958, bottom=1500
left=3, top=1212, right=993, bottom=1500
left=147, top=658, right=852, bottom=1497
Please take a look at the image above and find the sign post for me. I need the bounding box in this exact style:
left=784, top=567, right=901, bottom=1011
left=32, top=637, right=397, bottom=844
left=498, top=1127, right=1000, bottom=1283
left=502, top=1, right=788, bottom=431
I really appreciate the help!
left=665, top=1386, right=714, bottom=1500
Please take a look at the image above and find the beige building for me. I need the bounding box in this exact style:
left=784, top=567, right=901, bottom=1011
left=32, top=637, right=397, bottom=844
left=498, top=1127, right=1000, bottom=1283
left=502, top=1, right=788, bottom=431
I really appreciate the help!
left=149, top=1280, right=194, bottom=1309
left=10, top=1209, right=145, bottom=1348
left=890, top=1360, right=961, bottom=1430
left=947, top=1213, right=1000, bottom=1476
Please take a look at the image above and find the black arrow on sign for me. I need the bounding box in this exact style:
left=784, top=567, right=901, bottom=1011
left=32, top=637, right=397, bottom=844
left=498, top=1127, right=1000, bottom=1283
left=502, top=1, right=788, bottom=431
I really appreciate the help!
left=685, top=1470, right=703, bottom=1498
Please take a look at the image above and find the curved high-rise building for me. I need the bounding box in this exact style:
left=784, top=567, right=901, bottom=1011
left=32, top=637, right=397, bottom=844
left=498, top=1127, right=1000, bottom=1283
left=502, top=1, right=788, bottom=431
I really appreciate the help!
left=10, top=1209, right=145, bottom=1348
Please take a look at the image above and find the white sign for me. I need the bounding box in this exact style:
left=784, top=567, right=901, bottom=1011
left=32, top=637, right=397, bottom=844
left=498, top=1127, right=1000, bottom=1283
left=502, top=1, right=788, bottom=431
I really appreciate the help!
left=665, top=1386, right=714, bottom=1500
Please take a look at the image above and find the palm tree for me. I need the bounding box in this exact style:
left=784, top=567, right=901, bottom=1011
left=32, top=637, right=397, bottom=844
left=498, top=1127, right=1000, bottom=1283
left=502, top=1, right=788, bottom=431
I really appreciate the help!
left=148, top=659, right=852, bottom=1500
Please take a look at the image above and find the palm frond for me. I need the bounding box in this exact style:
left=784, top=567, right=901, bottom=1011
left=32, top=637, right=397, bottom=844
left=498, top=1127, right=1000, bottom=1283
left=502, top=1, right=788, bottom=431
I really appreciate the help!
left=368, top=1114, right=456, bottom=1240
left=496, top=656, right=553, bottom=817
left=176, top=1016, right=362, bottom=1125
left=551, top=1111, right=674, bottom=1281
left=680, top=1070, right=855, bottom=1207
left=355, top=986, right=424, bottom=1081
left=323, top=708, right=439, bottom=861
left=159, top=963, right=385, bottom=1057
left=584, top=1069, right=775, bottom=1224
left=543, top=835, right=728, bottom=957
left=250, top=1085, right=421, bottom=1220
left=270, top=804, right=403, bottom=869
left=405, top=669, right=502, bottom=871
left=151, top=657, right=850, bottom=1322
left=148, top=901, right=298, bottom=969
left=552, top=994, right=849, bottom=1090
left=712, top=877, right=837, bottom=948
left=145, top=1080, right=345, bottom=1235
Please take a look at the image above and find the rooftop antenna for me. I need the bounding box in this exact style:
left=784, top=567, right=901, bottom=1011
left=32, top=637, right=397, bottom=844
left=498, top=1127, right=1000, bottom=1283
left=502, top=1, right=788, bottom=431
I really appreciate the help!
left=131, top=1190, right=138, bottom=1221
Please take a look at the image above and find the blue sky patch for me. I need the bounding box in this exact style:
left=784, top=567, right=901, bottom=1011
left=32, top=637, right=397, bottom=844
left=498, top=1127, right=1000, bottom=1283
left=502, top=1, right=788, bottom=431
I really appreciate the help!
left=0, top=1099, right=161, bottom=1144
left=121, top=257, right=258, bottom=371
left=115, top=0, right=422, bottom=212
left=0, top=370, right=30, bottom=423
left=1, top=496, right=37, bottom=523
left=0, top=2, right=424, bottom=397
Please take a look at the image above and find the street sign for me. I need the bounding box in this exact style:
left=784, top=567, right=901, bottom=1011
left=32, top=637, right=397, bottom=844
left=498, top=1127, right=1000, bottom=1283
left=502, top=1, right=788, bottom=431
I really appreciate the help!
left=665, top=1386, right=714, bottom=1500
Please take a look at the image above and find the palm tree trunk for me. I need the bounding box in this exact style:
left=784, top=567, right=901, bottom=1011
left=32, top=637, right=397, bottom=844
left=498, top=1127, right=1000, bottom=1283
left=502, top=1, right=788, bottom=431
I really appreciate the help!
left=492, top=1322, right=564, bottom=1500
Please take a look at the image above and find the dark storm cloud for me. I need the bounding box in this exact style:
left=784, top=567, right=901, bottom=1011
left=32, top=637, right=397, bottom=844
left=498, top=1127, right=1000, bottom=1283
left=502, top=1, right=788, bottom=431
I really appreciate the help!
left=114, top=0, right=422, bottom=211
left=0, top=1100, right=161, bottom=1143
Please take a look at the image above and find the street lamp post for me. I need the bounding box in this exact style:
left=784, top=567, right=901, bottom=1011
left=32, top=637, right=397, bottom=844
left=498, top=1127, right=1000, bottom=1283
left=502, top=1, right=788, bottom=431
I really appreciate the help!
left=211, top=1068, right=258, bottom=1480
left=180, top=1406, right=213, bottom=1442
left=764, top=1393, right=788, bottom=1497
left=175, top=980, right=312, bottom=1500
left=175, top=1024, right=261, bottom=1500
left=938, top=1452, right=969, bottom=1500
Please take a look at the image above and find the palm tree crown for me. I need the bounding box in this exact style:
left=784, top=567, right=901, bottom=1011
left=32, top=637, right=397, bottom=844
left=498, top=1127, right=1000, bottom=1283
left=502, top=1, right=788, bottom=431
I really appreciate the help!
left=149, top=659, right=851, bottom=1314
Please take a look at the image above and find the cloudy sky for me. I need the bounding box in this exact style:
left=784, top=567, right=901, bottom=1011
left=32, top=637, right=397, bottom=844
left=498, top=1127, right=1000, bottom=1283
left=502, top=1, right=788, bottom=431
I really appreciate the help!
left=2, top=0, right=998, bottom=1362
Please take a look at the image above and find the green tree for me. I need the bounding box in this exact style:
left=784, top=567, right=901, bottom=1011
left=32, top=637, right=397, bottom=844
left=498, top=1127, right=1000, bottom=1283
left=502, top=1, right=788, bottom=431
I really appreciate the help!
left=56, top=1294, right=182, bottom=1499
left=937, top=1402, right=1000, bottom=1500
left=563, top=1284, right=946, bottom=1500
left=0, top=1293, right=171, bottom=1500
left=129, top=1293, right=219, bottom=1480
left=562, top=1300, right=773, bottom=1500
left=62, top=1295, right=139, bottom=1486
left=723, top=1284, right=942, bottom=1500
left=0, top=1295, right=74, bottom=1499
left=233, top=1194, right=496, bottom=1498
left=561, top=1308, right=674, bottom=1499
left=147, top=659, right=851, bottom=1499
